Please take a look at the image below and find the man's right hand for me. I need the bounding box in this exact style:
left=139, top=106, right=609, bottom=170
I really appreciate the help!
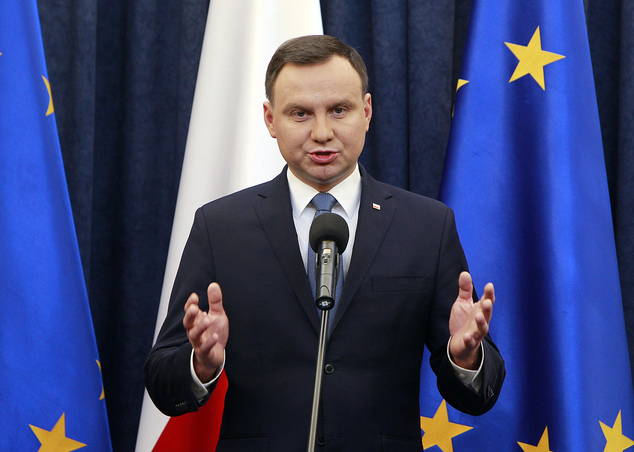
left=183, top=282, right=229, bottom=383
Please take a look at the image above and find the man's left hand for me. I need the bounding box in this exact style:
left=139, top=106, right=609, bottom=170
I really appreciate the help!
left=448, top=271, right=495, bottom=370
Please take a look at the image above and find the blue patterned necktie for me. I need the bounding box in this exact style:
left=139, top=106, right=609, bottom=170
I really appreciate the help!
left=307, top=193, right=344, bottom=335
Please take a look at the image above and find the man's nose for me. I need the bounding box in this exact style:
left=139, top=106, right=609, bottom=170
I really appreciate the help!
left=311, top=116, right=334, bottom=143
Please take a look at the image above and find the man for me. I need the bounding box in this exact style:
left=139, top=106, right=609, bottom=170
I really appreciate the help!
left=145, top=35, right=505, bottom=451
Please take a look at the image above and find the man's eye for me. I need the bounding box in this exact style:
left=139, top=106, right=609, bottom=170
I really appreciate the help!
left=333, top=107, right=346, bottom=115
left=293, top=111, right=307, bottom=118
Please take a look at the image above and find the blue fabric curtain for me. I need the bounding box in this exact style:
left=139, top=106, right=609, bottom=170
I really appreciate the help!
left=36, top=0, right=634, bottom=449
left=38, top=0, right=209, bottom=448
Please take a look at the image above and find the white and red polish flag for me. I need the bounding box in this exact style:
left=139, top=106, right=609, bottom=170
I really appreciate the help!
left=135, top=1, right=322, bottom=450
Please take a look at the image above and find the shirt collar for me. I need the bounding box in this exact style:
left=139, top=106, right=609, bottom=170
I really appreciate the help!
left=287, top=164, right=361, bottom=220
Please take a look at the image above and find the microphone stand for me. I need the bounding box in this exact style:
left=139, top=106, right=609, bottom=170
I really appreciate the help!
left=306, top=214, right=348, bottom=451
left=307, top=248, right=339, bottom=452
left=307, top=308, right=330, bottom=452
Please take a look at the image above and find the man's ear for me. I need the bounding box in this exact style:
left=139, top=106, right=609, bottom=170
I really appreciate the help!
left=363, top=93, right=373, bottom=131
left=263, top=101, right=277, bottom=138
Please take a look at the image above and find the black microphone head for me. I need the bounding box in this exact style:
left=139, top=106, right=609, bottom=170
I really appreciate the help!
left=309, top=212, right=349, bottom=253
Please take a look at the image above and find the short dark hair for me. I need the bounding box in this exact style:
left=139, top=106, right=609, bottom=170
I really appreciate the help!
left=265, top=35, right=369, bottom=102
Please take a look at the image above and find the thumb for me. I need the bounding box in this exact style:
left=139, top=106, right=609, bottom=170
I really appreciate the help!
left=458, top=271, right=473, bottom=302
left=207, top=282, right=224, bottom=313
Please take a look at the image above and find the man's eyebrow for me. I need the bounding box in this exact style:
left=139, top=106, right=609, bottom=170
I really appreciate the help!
left=330, top=100, right=353, bottom=108
left=280, top=96, right=358, bottom=113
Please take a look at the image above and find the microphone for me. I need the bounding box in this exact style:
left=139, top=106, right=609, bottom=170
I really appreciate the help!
left=309, top=212, right=349, bottom=311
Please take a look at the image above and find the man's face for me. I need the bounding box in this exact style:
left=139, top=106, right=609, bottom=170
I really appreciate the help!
left=263, top=56, right=372, bottom=192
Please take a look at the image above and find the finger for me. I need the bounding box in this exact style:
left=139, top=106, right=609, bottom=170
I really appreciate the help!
left=183, top=308, right=197, bottom=330
left=195, top=332, right=225, bottom=365
left=458, top=271, right=473, bottom=301
left=453, top=332, right=479, bottom=359
left=461, top=331, right=473, bottom=346
left=473, top=310, right=489, bottom=339
left=183, top=293, right=201, bottom=329
left=481, top=297, right=493, bottom=323
left=186, top=312, right=210, bottom=342
left=483, top=282, right=495, bottom=304
left=184, top=292, right=199, bottom=312
left=465, top=333, right=479, bottom=351
left=207, top=282, right=224, bottom=313
left=196, top=329, right=218, bottom=355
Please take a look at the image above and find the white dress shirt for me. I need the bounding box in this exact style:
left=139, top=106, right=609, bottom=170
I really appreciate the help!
left=287, top=164, right=360, bottom=279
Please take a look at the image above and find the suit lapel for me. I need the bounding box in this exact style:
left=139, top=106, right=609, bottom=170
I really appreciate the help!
left=253, top=169, right=321, bottom=332
left=330, top=168, right=395, bottom=333
left=252, top=166, right=396, bottom=336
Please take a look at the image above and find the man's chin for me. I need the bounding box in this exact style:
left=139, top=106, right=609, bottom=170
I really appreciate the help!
left=304, top=168, right=352, bottom=191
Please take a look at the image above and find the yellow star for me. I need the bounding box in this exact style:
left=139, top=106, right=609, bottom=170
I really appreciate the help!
left=29, top=413, right=86, bottom=452
left=420, top=400, right=473, bottom=452
left=600, top=410, right=634, bottom=452
left=452, top=79, right=469, bottom=117
left=505, top=27, right=565, bottom=90
left=518, top=427, right=553, bottom=452
left=42, top=75, right=54, bottom=116
left=97, top=360, right=105, bottom=400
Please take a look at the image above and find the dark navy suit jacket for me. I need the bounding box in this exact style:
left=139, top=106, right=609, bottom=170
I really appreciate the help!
left=144, top=166, right=505, bottom=451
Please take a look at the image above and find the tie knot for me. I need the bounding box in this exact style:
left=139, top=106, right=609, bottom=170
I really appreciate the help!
left=311, top=192, right=337, bottom=213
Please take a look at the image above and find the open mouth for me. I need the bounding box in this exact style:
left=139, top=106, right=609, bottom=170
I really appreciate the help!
left=310, top=151, right=337, bottom=164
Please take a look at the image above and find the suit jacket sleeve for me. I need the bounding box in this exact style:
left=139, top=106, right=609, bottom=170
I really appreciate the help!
left=427, top=207, right=505, bottom=415
left=143, top=207, right=217, bottom=416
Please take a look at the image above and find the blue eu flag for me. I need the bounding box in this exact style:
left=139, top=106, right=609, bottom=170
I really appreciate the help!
left=419, top=0, right=634, bottom=450
left=0, top=1, right=112, bottom=450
